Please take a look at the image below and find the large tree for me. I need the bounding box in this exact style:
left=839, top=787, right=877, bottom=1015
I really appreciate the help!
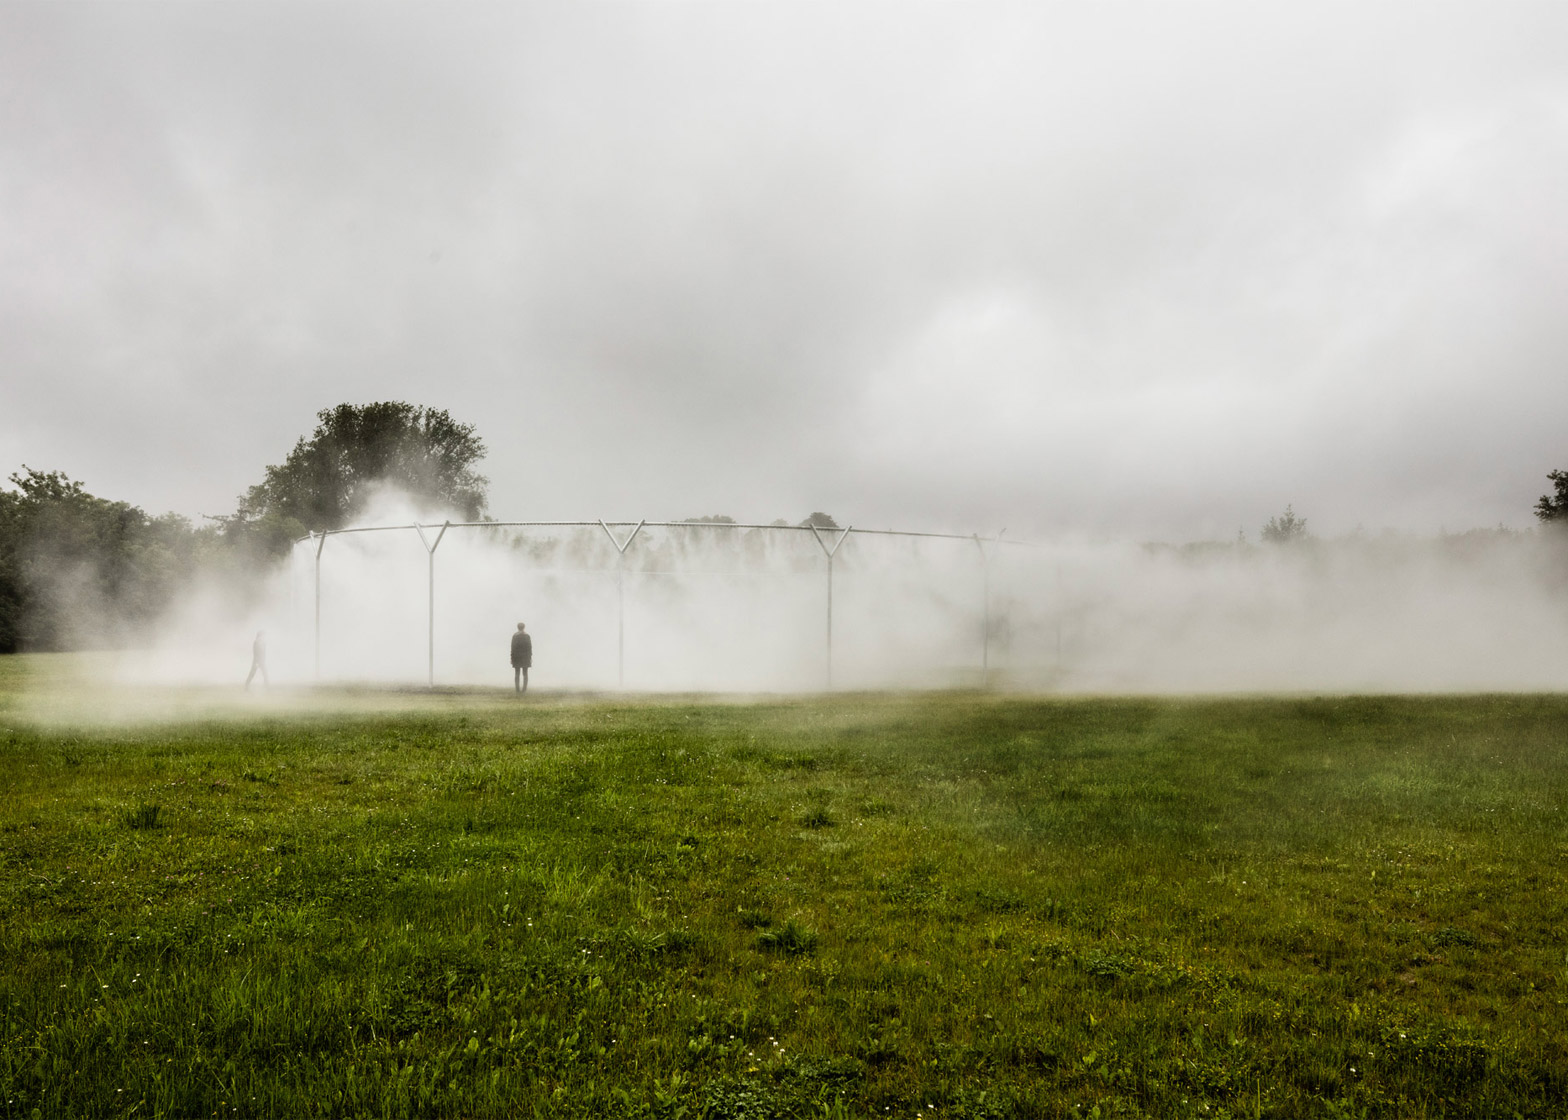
left=236, top=403, right=489, bottom=535
left=1535, top=470, right=1568, bottom=524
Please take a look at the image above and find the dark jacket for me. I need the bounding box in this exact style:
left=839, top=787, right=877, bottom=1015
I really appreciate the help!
left=510, top=631, right=532, bottom=668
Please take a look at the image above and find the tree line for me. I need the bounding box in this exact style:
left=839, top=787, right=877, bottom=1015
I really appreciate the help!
left=0, top=403, right=486, bottom=653
left=3, top=400, right=1566, bottom=652
left=0, top=402, right=861, bottom=653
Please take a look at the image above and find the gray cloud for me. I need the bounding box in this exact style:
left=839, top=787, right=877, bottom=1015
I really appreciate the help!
left=3, top=3, right=1565, bottom=538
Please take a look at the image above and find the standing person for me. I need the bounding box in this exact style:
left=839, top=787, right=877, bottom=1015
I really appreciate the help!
left=245, top=630, right=269, bottom=691
left=510, top=622, right=532, bottom=694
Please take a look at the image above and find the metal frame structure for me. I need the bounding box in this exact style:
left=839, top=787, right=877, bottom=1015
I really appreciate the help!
left=599, top=520, right=646, bottom=688
left=296, top=519, right=1032, bottom=688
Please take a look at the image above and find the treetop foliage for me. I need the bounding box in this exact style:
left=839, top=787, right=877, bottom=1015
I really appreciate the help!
left=1534, top=469, right=1568, bottom=524
left=236, top=402, right=489, bottom=535
left=1261, top=505, right=1309, bottom=544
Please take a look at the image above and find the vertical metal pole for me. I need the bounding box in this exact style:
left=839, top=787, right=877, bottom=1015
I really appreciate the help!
left=415, top=522, right=450, bottom=689
left=974, top=530, right=1004, bottom=689
left=313, top=531, right=327, bottom=680
left=826, top=555, right=834, bottom=689
left=975, top=536, right=989, bottom=689
left=983, top=560, right=990, bottom=686
left=808, top=525, right=851, bottom=692
left=599, top=521, right=645, bottom=691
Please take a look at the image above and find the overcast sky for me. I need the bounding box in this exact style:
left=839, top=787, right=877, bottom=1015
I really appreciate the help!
left=3, top=3, right=1565, bottom=540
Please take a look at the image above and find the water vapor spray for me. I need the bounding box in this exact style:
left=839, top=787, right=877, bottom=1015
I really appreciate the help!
left=119, top=491, right=1568, bottom=696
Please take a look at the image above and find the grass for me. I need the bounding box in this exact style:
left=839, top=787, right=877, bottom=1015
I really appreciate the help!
left=1, top=654, right=1567, bottom=1117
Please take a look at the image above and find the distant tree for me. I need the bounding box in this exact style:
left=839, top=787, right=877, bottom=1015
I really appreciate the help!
left=234, top=403, right=488, bottom=537
left=683, top=515, right=737, bottom=524
left=1261, top=505, right=1309, bottom=544
left=0, top=468, right=207, bottom=652
left=798, top=512, right=840, bottom=529
left=1535, top=470, right=1568, bottom=524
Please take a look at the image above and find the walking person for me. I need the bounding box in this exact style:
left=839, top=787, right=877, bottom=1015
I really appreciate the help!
left=510, top=622, right=532, bottom=694
left=245, top=630, right=269, bottom=691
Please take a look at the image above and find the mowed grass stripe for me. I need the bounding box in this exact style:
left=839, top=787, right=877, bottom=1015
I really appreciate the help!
left=1, top=663, right=1566, bottom=1117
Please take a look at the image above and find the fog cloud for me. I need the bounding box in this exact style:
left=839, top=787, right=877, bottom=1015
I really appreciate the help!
left=103, top=490, right=1568, bottom=697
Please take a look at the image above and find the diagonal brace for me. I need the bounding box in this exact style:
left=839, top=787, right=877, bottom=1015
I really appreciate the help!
left=808, top=523, right=852, bottom=559
left=415, top=520, right=451, bottom=555
left=599, top=520, right=646, bottom=554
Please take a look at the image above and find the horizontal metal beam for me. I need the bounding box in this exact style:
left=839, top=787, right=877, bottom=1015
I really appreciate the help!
left=295, top=520, right=1042, bottom=549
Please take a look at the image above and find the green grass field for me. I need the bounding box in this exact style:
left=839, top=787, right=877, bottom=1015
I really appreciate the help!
left=2, top=655, right=1567, bottom=1118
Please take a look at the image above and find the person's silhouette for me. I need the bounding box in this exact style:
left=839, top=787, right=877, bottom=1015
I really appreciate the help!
left=510, top=622, right=532, bottom=694
left=245, top=630, right=269, bottom=691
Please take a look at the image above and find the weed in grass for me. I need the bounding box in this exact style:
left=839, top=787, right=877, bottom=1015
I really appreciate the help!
left=736, top=908, right=773, bottom=930
left=121, top=801, right=162, bottom=829
left=756, top=918, right=817, bottom=955
left=700, top=1076, right=786, bottom=1120
left=1432, top=925, right=1478, bottom=949
left=1079, top=949, right=1133, bottom=979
